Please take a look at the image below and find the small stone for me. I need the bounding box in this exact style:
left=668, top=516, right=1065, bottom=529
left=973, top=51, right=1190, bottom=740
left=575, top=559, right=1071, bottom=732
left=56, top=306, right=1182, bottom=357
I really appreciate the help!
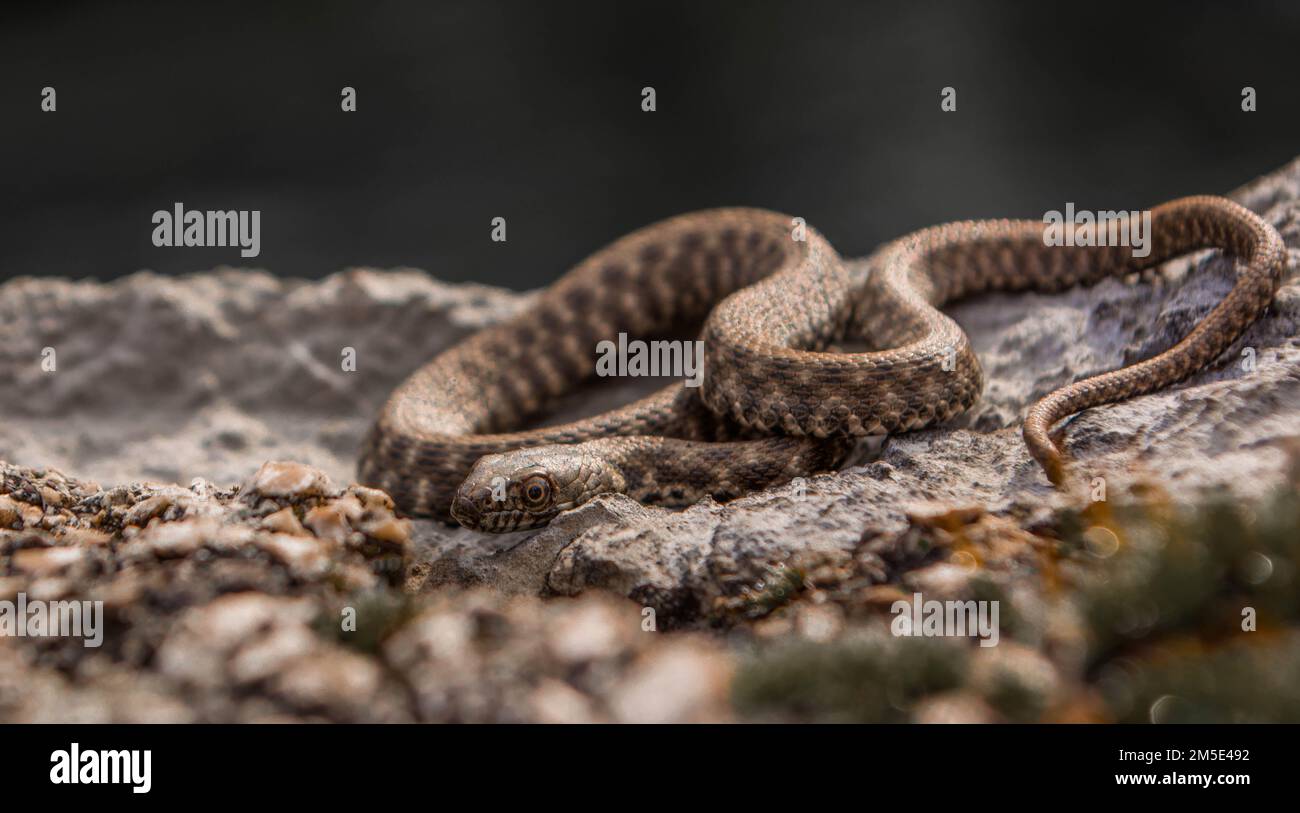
left=124, top=494, right=175, bottom=527
left=139, top=519, right=211, bottom=558
left=904, top=562, right=976, bottom=601
left=19, top=503, right=43, bottom=528
left=102, top=486, right=134, bottom=507
left=359, top=516, right=410, bottom=550
left=262, top=507, right=307, bottom=536
left=271, top=649, right=383, bottom=713
left=913, top=691, right=1000, bottom=724
left=303, top=504, right=350, bottom=544
left=25, top=577, right=73, bottom=601
left=859, top=584, right=911, bottom=608
left=247, top=461, right=333, bottom=500
left=349, top=485, right=394, bottom=513
left=333, top=562, right=379, bottom=591
left=0, top=496, right=22, bottom=528
left=794, top=604, right=843, bottom=642
left=157, top=593, right=316, bottom=689
left=331, top=494, right=364, bottom=523
left=229, top=625, right=318, bottom=686
left=12, top=546, right=83, bottom=576
left=545, top=600, right=629, bottom=664
left=609, top=642, right=733, bottom=724
left=529, top=679, right=599, bottom=724
left=40, top=513, right=69, bottom=531
left=255, top=533, right=331, bottom=578
left=93, top=572, right=144, bottom=609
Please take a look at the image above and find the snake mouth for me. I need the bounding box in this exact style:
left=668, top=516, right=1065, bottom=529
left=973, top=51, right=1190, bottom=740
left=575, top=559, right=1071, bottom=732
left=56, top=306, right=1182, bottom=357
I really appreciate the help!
left=450, top=489, right=554, bottom=532
left=482, top=509, right=552, bottom=533
left=452, top=502, right=559, bottom=533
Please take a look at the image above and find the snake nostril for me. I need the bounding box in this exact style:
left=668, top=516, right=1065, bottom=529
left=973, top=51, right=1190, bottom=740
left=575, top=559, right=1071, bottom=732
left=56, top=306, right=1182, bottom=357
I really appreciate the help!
left=450, top=491, right=480, bottom=523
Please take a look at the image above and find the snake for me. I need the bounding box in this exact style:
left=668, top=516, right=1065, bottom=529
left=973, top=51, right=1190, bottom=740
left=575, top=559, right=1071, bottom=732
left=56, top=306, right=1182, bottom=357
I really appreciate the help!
left=357, top=196, right=1286, bottom=532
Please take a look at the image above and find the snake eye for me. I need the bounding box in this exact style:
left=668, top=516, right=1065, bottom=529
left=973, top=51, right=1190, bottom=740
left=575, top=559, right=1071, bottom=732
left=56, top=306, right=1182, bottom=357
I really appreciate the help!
left=521, top=475, right=551, bottom=508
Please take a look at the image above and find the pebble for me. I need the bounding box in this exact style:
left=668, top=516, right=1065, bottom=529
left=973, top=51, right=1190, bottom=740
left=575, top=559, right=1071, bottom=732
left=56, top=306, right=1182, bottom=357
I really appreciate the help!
left=302, top=504, right=350, bottom=544
left=124, top=494, right=177, bottom=527
left=0, top=495, right=23, bottom=528
left=254, top=533, right=332, bottom=579
left=913, top=691, right=1000, bottom=724
left=246, top=461, right=333, bottom=499
left=11, top=546, right=83, bottom=576
left=262, top=507, right=307, bottom=536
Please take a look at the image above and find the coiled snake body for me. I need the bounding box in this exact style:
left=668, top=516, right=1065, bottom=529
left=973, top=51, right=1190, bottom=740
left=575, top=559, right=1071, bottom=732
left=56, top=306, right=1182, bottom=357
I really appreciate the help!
left=359, top=197, right=1285, bottom=532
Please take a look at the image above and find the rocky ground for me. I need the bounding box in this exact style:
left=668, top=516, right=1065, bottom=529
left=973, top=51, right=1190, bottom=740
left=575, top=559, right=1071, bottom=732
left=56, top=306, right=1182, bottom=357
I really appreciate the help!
left=1, top=159, right=1299, bottom=722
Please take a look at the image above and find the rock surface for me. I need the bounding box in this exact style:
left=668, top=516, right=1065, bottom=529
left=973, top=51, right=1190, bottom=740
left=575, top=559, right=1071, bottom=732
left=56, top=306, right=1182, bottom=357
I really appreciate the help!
left=2, top=159, right=1299, bottom=721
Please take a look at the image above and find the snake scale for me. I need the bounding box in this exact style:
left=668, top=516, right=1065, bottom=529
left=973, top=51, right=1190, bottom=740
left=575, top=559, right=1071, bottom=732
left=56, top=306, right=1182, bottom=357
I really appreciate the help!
left=358, top=196, right=1285, bottom=532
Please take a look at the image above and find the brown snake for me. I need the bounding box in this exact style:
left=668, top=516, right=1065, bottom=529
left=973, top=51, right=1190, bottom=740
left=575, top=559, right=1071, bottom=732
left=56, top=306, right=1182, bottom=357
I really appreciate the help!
left=358, top=197, right=1285, bottom=532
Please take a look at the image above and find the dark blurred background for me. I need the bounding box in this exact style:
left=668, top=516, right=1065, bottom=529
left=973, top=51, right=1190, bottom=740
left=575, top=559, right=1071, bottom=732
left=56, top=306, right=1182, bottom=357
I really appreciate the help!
left=1, top=0, right=1297, bottom=287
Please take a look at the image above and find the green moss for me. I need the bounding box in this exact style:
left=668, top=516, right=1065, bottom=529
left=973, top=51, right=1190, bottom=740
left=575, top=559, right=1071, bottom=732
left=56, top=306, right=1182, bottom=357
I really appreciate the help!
left=732, top=465, right=1300, bottom=723
left=738, top=563, right=806, bottom=619
left=733, top=634, right=968, bottom=723
left=1099, top=634, right=1300, bottom=723
left=1076, top=483, right=1300, bottom=666
left=314, top=589, right=417, bottom=655
left=1073, top=469, right=1300, bottom=721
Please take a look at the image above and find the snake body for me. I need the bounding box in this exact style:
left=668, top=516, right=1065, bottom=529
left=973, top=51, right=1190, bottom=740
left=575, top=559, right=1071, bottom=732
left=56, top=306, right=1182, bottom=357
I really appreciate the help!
left=358, top=197, right=1285, bottom=532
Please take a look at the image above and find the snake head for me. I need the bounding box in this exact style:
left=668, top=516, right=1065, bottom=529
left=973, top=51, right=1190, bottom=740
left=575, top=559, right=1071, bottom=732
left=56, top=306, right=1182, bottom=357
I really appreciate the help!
left=450, top=444, right=625, bottom=532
